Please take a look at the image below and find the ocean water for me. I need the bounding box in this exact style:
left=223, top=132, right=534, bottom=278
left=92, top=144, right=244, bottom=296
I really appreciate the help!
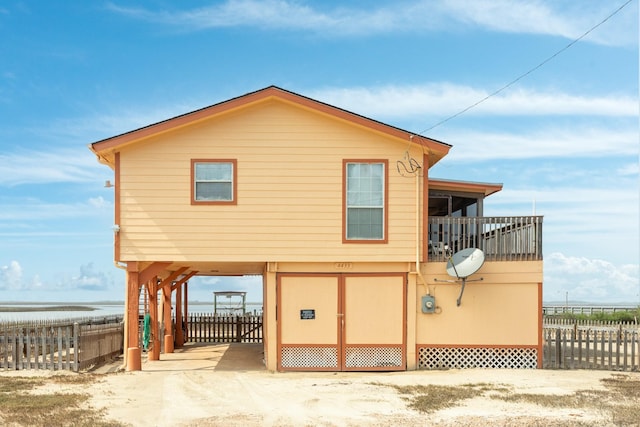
left=0, top=302, right=263, bottom=323
left=0, top=304, right=124, bottom=323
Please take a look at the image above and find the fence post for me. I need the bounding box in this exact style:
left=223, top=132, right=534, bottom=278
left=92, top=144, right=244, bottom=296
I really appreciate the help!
left=73, top=322, right=79, bottom=372
left=623, top=331, right=628, bottom=371
left=18, top=328, right=24, bottom=370
left=554, top=329, right=561, bottom=368
left=57, top=327, right=62, bottom=371
left=235, top=316, right=243, bottom=343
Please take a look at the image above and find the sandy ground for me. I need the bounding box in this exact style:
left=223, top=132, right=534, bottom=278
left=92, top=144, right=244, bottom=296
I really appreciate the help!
left=4, top=343, right=639, bottom=426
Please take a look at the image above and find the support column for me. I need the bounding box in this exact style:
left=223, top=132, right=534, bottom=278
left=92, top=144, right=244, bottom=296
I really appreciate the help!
left=162, top=283, right=174, bottom=353
left=175, top=282, right=184, bottom=348
left=265, top=270, right=277, bottom=371
left=149, top=278, right=160, bottom=361
left=125, top=265, right=141, bottom=371
left=183, top=282, right=189, bottom=343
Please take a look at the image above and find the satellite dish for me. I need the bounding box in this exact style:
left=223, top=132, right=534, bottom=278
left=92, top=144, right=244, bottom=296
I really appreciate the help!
left=446, top=248, right=485, bottom=279
left=435, top=247, right=484, bottom=307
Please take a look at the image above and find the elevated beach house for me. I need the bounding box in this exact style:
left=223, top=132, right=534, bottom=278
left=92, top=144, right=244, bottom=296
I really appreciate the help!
left=89, top=86, right=543, bottom=371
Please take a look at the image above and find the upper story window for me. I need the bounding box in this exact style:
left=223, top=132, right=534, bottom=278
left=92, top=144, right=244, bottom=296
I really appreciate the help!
left=191, top=159, right=237, bottom=205
left=343, top=160, right=388, bottom=243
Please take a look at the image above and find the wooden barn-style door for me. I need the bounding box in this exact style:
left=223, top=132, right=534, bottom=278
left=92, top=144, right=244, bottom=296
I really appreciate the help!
left=277, top=273, right=406, bottom=371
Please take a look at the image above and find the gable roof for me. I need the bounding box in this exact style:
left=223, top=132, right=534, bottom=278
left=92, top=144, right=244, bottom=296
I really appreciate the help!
left=89, top=85, right=451, bottom=168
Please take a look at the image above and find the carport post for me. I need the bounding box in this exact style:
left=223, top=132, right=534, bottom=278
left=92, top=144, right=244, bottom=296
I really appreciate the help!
left=149, top=278, right=160, bottom=361
left=184, top=282, right=189, bottom=343
left=162, top=283, right=174, bottom=353
left=125, top=265, right=141, bottom=371
left=175, top=282, right=184, bottom=348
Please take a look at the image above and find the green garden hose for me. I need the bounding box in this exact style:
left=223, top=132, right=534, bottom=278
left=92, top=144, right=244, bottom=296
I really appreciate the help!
left=143, top=313, right=151, bottom=351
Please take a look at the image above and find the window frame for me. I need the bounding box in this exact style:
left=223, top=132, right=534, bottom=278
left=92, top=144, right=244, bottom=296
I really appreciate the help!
left=342, top=159, right=389, bottom=244
left=191, top=159, right=238, bottom=205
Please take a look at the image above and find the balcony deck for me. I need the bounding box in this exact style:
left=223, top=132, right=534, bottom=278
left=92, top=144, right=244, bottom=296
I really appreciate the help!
left=428, top=216, right=543, bottom=262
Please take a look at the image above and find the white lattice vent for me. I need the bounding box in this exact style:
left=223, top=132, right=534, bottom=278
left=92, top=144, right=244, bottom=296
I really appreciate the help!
left=418, top=347, right=537, bottom=369
left=280, top=346, right=338, bottom=369
left=345, top=346, right=403, bottom=368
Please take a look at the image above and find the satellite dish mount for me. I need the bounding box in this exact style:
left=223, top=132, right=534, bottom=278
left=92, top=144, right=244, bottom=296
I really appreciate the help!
left=435, top=247, right=485, bottom=306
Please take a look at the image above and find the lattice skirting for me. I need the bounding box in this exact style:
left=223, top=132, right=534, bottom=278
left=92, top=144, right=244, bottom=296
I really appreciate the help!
left=345, top=346, right=403, bottom=369
left=418, top=346, right=538, bottom=369
left=280, top=346, right=338, bottom=369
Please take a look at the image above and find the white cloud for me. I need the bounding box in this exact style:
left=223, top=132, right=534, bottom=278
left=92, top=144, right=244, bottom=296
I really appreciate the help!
left=0, top=260, right=23, bottom=290
left=67, top=262, right=113, bottom=291
left=0, top=261, right=114, bottom=293
left=309, top=84, right=638, bottom=121
left=107, top=0, right=350, bottom=32
left=191, top=275, right=263, bottom=302
left=88, top=196, right=110, bottom=209
left=0, top=260, right=43, bottom=291
left=437, top=126, right=638, bottom=161
left=0, top=198, right=112, bottom=221
left=617, top=162, right=640, bottom=176
left=442, top=0, right=636, bottom=45
left=489, top=185, right=639, bottom=226
left=485, top=184, right=639, bottom=266
left=53, top=103, right=199, bottom=143
left=106, top=0, right=637, bottom=45
left=544, top=252, right=639, bottom=303
left=0, top=149, right=102, bottom=186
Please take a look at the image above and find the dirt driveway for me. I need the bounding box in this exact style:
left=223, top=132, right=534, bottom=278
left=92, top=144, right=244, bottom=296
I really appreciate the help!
left=65, top=342, right=637, bottom=426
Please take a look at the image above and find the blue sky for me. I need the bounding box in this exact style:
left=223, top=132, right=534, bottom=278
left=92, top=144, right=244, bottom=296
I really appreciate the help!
left=0, top=1, right=638, bottom=304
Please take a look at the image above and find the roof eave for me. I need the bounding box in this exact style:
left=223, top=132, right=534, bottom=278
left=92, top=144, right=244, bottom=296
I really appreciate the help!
left=89, top=86, right=452, bottom=167
left=428, top=177, right=503, bottom=197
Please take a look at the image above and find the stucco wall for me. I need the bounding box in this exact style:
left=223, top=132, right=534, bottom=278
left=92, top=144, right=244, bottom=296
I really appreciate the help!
left=416, top=261, right=542, bottom=346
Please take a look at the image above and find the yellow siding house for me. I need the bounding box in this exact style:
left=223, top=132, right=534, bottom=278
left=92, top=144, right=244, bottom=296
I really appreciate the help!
left=90, top=86, right=543, bottom=371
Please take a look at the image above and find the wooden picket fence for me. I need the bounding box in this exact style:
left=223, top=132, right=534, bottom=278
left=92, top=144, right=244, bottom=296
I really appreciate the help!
left=4, top=312, right=638, bottom=372
left=543, top=305, right=638, bottom=316
left=544, top=317, right=638, bottom=328
left=0, top=317, right=124, bottom=372
left=187, top=314, right=262, bottom=343
left=76, top=323, right=124, bottom=371
left=543, top=325, right=639, bottom=371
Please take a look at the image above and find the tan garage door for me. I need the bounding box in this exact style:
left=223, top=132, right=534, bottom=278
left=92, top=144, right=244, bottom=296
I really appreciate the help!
left=278, top=273, right=406, bottom=371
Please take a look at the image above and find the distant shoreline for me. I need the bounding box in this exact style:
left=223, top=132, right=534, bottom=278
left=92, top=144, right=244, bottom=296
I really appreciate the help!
left=0, top=301, right=262, bottom=306
left=0, top=305, right=97, bottom=313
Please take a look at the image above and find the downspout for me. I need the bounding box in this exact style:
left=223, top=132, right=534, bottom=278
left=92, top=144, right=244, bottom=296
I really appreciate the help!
left=416, top=172, right=428, bottom=291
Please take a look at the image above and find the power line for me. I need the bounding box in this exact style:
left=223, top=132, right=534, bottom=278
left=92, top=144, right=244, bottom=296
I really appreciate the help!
left=419, top=0, right=636, bottom=135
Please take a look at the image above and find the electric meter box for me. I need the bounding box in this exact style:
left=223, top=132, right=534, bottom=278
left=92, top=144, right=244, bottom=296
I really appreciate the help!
left=421, top=295, right=436, bottom=314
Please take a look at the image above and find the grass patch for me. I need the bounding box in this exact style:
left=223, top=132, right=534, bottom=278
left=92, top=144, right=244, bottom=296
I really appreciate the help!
left=389, top=384, right=484, bottom=413
left=601, top=374, right=640, bottom=399
left=0, top=377, right=45, bottom=394
left=0, top=375, right=123, bottom=427
left=600, top=374, right=640, bottom=426
left=384, top=374, right=640, bottom=425
left=491, top=374, right=640, bottom=425
left=494, top=389, right=608, bottom=408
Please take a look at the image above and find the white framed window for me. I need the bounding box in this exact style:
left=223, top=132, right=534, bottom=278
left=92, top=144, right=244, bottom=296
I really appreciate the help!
left=343, top=160, right=387, bottom=242
left=191, top=159, right=237, bottom=205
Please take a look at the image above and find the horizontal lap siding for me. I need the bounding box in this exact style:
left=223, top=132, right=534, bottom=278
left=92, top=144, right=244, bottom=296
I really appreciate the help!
left=119, top=100, right=417, bottom=262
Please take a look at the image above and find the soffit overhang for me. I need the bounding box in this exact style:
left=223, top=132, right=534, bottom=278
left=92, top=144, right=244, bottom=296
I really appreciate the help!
left=429, top=177, right=503, bottom=197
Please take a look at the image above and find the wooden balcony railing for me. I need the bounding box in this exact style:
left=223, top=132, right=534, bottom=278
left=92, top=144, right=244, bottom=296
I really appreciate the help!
left=428, top=216, right=543, bottom=262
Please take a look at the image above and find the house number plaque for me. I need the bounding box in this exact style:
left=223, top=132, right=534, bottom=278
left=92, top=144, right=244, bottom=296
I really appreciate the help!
left=300, top=309, right=315, bottom=320
left=334, top=262, right=353, bottom=270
